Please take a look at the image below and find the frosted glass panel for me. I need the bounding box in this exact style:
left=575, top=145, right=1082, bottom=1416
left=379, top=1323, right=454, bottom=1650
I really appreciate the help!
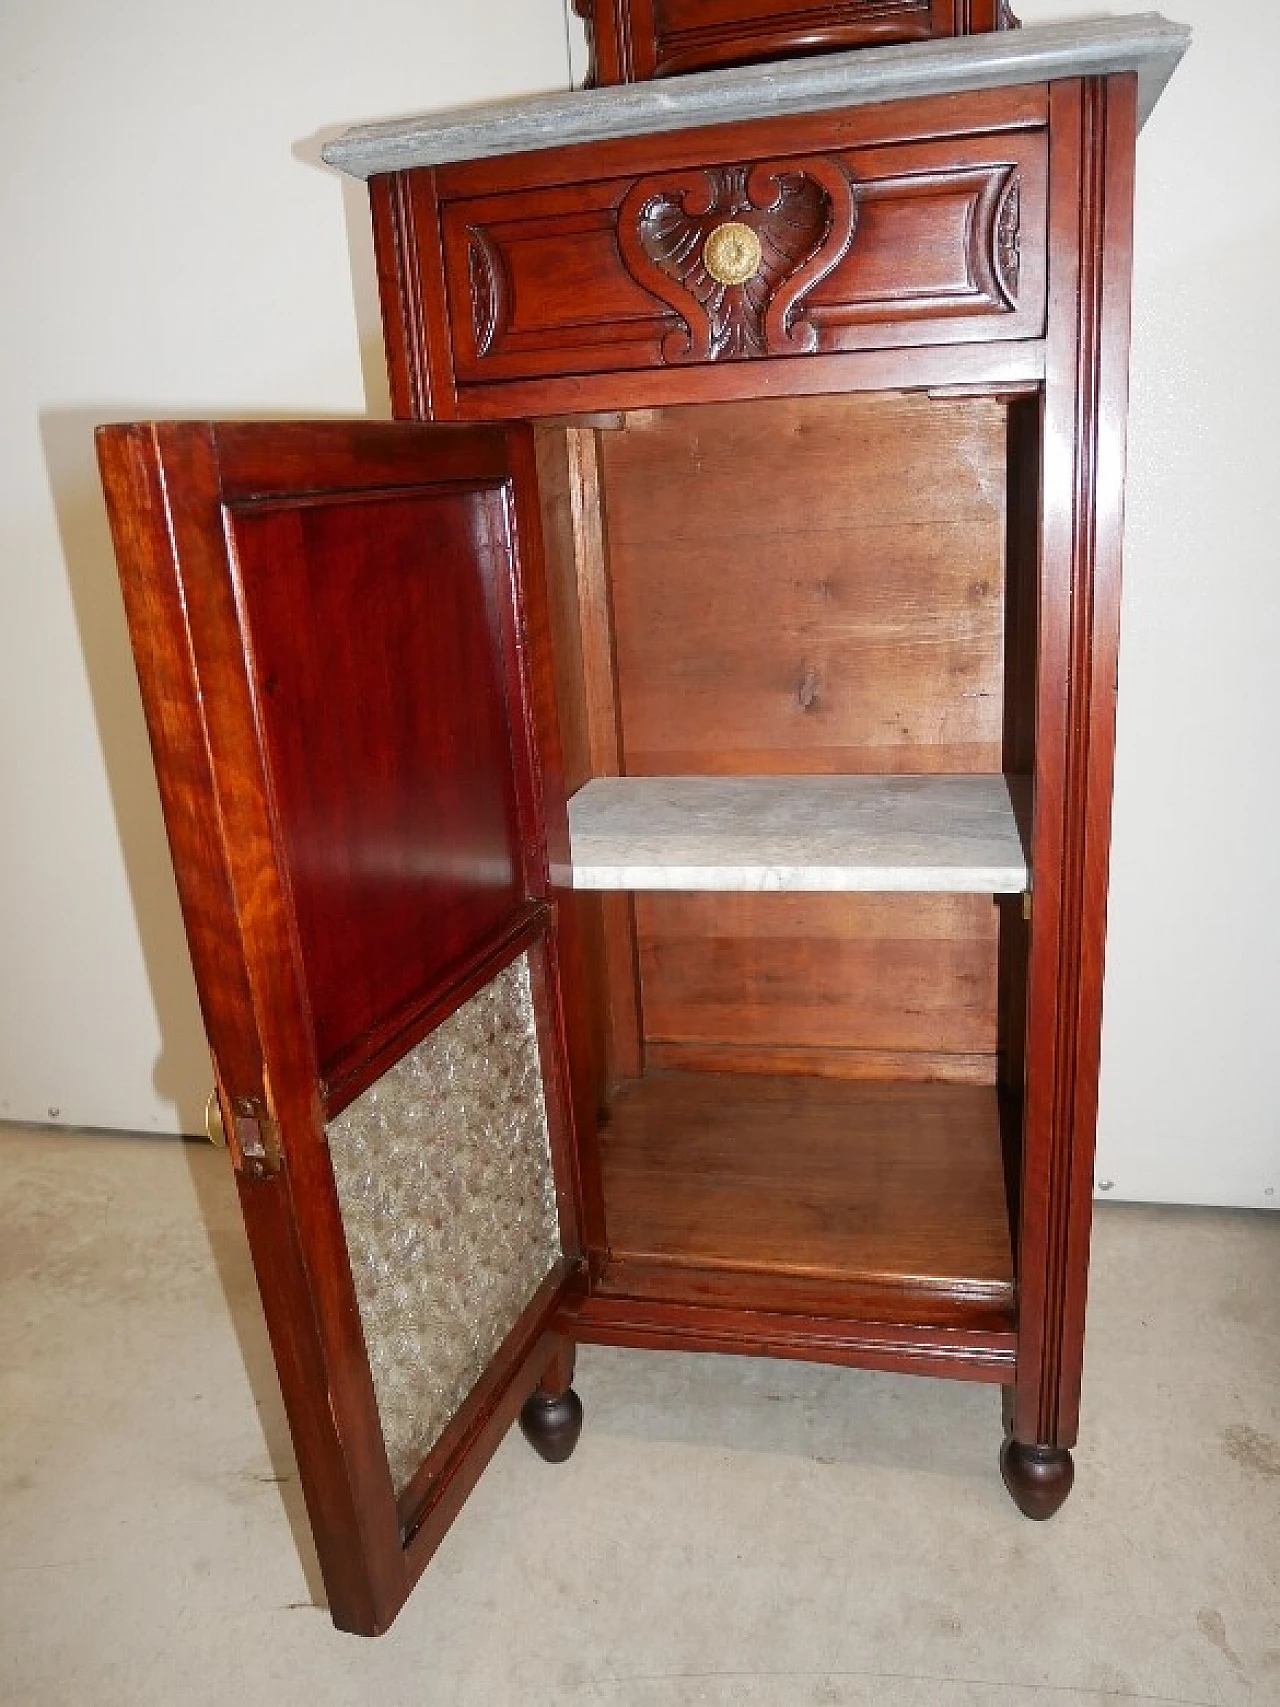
left=325, top=954, right=562, bottom=1494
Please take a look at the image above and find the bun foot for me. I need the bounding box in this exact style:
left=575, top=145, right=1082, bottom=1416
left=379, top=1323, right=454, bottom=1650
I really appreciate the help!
left=1000, top=1439, right=1074, bottom=1519
left=519, top=1386, right=583, bottom=1464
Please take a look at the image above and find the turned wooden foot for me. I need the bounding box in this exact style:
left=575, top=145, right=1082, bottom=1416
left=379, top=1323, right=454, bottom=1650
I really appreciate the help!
left=1000, top=1439, right=1075, bottom=1519
left=519, top=1386, right=583, bottom=1463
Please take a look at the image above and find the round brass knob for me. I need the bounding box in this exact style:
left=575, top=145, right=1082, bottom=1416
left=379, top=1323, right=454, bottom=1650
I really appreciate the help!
left=205, top=1088, right=227, bottom=1148
left=703, top=221, right=763, bottom=287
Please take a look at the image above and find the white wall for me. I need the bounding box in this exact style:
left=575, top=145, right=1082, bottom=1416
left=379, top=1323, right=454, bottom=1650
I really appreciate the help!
left=1012, top=0, right=1279, bottom=1209
left=1, top=2, right=1274, bottom=1206
left=0, top=0, right=572, bottom=1136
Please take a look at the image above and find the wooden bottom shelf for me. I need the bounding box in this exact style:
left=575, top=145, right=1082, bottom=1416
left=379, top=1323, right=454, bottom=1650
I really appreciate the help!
left=596, top=1071, right=1015, bottom=1330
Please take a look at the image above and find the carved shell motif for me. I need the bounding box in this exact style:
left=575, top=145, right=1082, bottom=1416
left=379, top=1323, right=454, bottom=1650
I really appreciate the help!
left=618, top=159, right=858, bottom=364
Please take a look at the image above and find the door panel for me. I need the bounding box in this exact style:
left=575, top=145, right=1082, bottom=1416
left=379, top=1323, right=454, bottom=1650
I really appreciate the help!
left=227, top=485, right=527, bottom=1093
left=96, top=420, right=581, bottom=1636
left=326, top=950, right=561, bottom=1496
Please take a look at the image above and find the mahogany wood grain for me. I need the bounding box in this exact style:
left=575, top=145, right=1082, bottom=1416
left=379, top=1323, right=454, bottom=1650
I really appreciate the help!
left=533, top=426, right=645, bottom=1094
left=226, top=485, right=526, bottom=1094
left=645, top=1043, right=996, bottom=1081
left=97, top=420, right=586, bottom=1635
left=594, top=391, right=1008, bottom=1077
left=635, top=891, right=999, bottom=1069
left=565, top=1291, right=1016, bottom=1382
left=389, top=337, right=1046, bottom=423
left=593, top=1253, right=1015, bottom=1328
left=502, top=422, right=603, bottom=1262
left=600, top=1071, right=1014, bottom=1290
left=577, top=0, right=1016, bottom=87
left=439, top=127, right=1045, bottom=389
left=368, top=89, right=1049, bottom=423
left=1012, top=74, right=1138, bottom=1461
left=533, top=428, right=594, bottom=797
left=88, top=25, right=1156, bottom=1628
left=601, top=393, right=1007, bottom=774
left=434, top=86, right=1049, bottom=204
left=556, top=430, right=646, bottom=1088
left=532, top=425, right=610, bottom=1139
left=371, top=172, right=432, bottom=421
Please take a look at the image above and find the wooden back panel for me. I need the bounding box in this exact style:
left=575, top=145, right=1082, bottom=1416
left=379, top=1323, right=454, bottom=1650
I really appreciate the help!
left=539, top=392, right=1011, bottom=1081
left=639, top=890, right=999, bottom=1079
left=602, top=393, right=1007, bottom=776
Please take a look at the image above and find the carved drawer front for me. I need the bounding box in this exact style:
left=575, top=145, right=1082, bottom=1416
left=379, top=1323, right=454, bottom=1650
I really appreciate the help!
left=439, top=121, right=1045, bottom=390
left=584, top=0, right=1018, bottom=85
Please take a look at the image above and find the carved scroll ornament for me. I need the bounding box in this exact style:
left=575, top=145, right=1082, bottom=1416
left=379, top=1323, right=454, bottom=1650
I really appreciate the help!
left=466, top=226, right=505, bottom=358
left=617, top=158, right=858, bottom=364
left=995, top=172, right=1021, bottom=305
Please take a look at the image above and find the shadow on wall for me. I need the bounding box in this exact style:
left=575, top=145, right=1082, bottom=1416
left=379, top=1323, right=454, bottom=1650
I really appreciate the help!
left=296, top=125, right=395, bottom=421
left=39, top=407, right=212, bottom=1137
left=36, top=138, right=392, bottom=1139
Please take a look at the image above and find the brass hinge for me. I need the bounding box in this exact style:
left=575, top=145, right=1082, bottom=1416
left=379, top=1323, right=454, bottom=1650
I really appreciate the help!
left=1022, top=890, right=1033, bottom=923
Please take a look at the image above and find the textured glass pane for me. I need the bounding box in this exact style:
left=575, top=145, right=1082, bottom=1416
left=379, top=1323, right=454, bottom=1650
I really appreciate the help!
left=325, top=953, right=562, bottom=1494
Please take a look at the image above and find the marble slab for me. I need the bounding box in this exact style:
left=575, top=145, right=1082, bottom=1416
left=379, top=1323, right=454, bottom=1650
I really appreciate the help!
left=323, top=15, right=1189, bottom=179
left=566, top=774, right=1030, bottom=893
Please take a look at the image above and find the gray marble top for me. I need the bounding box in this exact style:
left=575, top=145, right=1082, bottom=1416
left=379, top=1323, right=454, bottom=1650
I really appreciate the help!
left=323, top=14, right=1189, bottom=180
left=566, top=774, right=1030, bottom=893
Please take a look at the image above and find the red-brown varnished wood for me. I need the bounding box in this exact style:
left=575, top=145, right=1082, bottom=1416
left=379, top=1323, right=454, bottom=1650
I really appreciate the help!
left=577, top=0, right=1017, bottom=87
left=592, top=391, right=1007, bottom=1077
left=224, top=481, right=527, bottom=1096
left=599, top=1071, right=1014, bottom=1294
left=593, top=1254, right=1015, bottom=1328
left=1013, top=73, right=1138, bottom=1459
left=370, top=87, right=1049, bottom=422
left=419, top=336, right=1046, bottom=423
left=601, top=394, right=1008, bottom=775
left=370, top=171, right=457, bottom=422
left=437, top=122, right=1045, bottom=391
left=360, top=63, right=1144, bottom=1542
left=439, top=84, right=1048, bottom=204
left=635, top=891, right=1000, bottom=1074
left=531, top=425, right=646, bottom=1104
left=502, top=421, right=600, bottom=1262
left=96, top=420, right=586, bottom=1635
left=563, top=1291, right=1017, bottom=1382
left=94, top=37, right=1156, bottom=1628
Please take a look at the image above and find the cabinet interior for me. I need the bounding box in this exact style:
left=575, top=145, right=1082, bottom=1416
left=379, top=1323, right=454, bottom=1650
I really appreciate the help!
left=536, top=387, right=1039, bottom=1329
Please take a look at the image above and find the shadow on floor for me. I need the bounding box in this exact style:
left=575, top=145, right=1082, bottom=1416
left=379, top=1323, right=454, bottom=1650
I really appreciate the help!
left=181, top=1137, right=330, bottom=1613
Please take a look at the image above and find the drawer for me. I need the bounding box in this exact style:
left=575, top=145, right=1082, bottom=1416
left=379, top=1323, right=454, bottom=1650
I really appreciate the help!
left=586, top=0, right=1015, bottom=84
left=432, top=96, right=1047, bottom=401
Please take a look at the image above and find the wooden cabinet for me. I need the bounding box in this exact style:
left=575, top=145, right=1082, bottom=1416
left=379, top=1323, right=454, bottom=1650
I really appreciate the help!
left=97, top=16, right=1188, bottom=1636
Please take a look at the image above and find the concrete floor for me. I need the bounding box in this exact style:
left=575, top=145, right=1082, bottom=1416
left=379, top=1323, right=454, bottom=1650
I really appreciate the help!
left=1, top=1124, right=1276, bottom=1707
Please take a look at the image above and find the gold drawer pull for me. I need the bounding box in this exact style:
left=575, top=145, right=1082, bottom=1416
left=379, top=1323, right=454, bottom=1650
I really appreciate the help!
left=703, top=221, right=762, bottom=286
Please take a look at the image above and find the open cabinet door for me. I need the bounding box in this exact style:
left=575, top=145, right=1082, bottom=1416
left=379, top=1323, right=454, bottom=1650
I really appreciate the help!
left=97, top=421, right=584, bottom=1635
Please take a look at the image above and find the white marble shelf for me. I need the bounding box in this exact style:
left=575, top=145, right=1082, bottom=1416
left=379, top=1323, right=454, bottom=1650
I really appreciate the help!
left=566, top=774, right=1029, bottom=893
left=323, top=15, right=1189, bottom=179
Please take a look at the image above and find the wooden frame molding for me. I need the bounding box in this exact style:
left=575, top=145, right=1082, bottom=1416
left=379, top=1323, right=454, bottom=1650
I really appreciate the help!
left=1013, top=72, right=1138, bottom=1454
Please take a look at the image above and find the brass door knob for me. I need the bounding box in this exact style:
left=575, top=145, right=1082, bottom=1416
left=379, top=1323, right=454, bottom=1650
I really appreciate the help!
left=205, top=1089, right=227, bottom=1148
